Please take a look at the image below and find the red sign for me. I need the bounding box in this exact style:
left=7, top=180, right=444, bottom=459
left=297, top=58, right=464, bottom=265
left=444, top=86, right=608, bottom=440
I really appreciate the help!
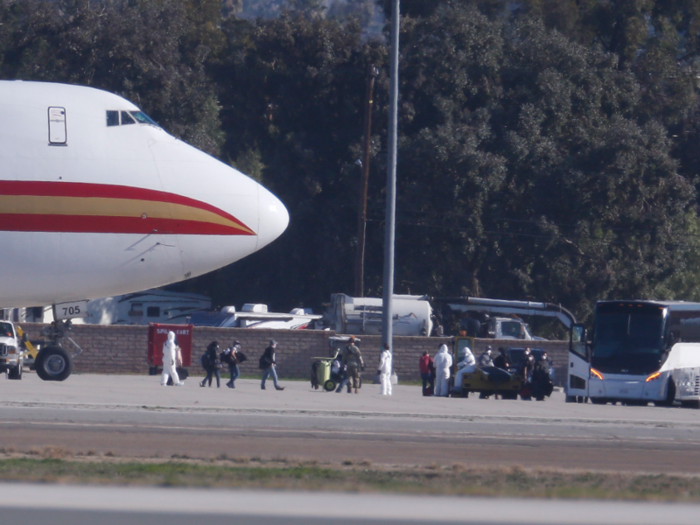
left=147, top=323, right=193, bottom=367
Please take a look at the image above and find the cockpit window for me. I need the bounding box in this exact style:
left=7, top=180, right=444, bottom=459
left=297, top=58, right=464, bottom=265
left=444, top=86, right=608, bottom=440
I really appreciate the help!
left=121, top=111, right=136, bottom=125
left=106, top=110, right=160, bottom=128
left=106, top=110, right=119, bottom=127
left=131, top=111, right=158, bottom=126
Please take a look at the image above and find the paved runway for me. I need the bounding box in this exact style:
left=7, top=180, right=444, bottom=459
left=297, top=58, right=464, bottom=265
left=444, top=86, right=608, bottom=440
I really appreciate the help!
left=0, top=372, right=699, bottom=473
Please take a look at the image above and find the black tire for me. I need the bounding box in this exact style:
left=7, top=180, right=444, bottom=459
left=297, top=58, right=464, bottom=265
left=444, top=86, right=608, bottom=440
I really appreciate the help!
left=323, top=379, right=336, bottom=392
left=8, top=361, right=22, bottom=380
left=590, top=397, right=607, bottom=405
left=681, top=400, right=700, bottom=409
left=35, top=346, right=73, bottom=381
left=654, top=379, right=676, bottom=407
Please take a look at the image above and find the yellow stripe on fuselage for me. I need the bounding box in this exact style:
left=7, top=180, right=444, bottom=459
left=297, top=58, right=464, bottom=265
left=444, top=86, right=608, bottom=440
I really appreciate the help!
left=0, top=195, right=253, bottom=234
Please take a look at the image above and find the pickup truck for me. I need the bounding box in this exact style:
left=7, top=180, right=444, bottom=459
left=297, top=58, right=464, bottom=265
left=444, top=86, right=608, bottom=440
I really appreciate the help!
left=0, top=320, right=23, bottom=379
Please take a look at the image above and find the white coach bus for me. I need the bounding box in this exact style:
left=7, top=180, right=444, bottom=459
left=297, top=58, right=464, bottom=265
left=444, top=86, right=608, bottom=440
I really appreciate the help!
left=567, top=300, right=700, bottom=407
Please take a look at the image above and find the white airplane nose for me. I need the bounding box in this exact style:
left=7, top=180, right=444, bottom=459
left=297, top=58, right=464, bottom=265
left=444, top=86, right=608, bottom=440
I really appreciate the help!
left=256, top=186, right=289, bottom=250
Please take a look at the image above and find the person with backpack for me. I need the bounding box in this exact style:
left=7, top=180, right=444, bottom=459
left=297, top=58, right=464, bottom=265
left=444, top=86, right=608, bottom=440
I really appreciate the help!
left=221, top=340, right=245, bottom=389
left=259, top=340, right=284, bottom=391
left=200, top=341, right=222, bottom=388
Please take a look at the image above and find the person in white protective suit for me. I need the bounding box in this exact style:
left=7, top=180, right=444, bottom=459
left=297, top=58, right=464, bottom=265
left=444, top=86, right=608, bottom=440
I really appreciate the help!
left=451, top=346, right=477, bottom=394
left=161, top=331, right=184, bottom=386
left=378, top=343, right=393, bottom=396
left=433, top=344, right=453, bottom=397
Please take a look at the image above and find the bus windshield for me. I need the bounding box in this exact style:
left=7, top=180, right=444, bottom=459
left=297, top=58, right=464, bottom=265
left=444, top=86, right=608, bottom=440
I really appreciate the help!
left=592, top=303, right=665, bottom=375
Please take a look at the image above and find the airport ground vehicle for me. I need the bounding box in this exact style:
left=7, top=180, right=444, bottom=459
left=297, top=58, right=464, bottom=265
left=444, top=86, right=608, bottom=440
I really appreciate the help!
left=0, top=321, right=23, bottom=380
left=449, top=337, right=523, bottom=399
left=568, top=301, right=700, bottom=407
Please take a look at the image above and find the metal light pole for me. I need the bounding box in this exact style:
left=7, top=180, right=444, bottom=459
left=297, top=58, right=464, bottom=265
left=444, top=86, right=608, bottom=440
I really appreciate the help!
left=382, top=0, right=400, bottom=355
left=354, top=65, right=378, bottom=298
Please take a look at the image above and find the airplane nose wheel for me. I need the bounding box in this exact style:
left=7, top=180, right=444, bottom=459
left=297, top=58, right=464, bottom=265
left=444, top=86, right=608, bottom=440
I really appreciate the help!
left=35, top=346, right=73, bottom=381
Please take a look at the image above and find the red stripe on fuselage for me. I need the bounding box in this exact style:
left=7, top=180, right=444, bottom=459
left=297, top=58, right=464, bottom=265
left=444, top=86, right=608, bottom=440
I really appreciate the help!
left=0, top=181, right=255, bottom=235
left=0, top=214, right=242, bottom=235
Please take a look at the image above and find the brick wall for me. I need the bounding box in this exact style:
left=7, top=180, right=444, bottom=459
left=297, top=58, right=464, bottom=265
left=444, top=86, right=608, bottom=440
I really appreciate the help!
left=17, top=323, right=569, bottom=385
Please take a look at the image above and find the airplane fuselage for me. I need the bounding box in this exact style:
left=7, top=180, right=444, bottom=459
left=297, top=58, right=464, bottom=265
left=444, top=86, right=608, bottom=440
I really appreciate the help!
left=0, top=81, right=289, bottom=308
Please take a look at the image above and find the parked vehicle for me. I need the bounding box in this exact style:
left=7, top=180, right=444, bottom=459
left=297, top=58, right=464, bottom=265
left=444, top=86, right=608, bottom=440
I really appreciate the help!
left=0, top=320, right=23, bottom=380
left=188, top=304, right=323, bottom=330
left=326, top=294, right=433, bottom=337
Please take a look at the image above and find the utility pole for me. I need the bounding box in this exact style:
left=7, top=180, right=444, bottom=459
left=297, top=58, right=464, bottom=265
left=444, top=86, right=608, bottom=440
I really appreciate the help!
left=382, top=0, right=400, bottom=355
left=354, top=65, right=378, bottom=298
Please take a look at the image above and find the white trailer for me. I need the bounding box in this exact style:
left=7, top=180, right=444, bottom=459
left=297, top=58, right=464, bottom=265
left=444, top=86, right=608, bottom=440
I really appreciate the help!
left=327, top=294, right=433, bottom=337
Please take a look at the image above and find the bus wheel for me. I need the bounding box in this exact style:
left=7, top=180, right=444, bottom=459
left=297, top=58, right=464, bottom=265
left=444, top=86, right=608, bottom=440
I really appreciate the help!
left=681, top=400, right=700, bottom=409
left=654, top=380, right=676, bottom=407
left=590, top=398, right=607, bottom=405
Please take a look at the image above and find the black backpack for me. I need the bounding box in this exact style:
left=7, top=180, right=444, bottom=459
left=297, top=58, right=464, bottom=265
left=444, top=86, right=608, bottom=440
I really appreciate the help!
left=259, top=353, right=270, bottom=369
left=200, top=352, right=211, bottom=370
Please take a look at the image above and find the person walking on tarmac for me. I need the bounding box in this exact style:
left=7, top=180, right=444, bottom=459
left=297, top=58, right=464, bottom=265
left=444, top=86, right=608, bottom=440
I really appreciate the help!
left=260, top=340, right=285, bottom=391
left=160, top=331, right=184, bottom=386
left=200, top=341, right=222, bottom=388
left=378, top=343, right=393, bottom=396
left=221, top=340, right=243, bottom=389
left=342, top=336, right=364, bottom=394
left=433, top=343, right=452, bottom=397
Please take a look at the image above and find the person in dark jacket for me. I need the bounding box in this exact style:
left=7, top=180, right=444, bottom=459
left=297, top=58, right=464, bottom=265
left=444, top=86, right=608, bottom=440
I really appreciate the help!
left=494, top=347, right=510, bottom=370
left=261, top=340, right=284, bottom=391
left=221, top=340, right=242, bottom=389
left=531, top=352, right=554, bottom=401
left=200, top=341, right=221, bottom=388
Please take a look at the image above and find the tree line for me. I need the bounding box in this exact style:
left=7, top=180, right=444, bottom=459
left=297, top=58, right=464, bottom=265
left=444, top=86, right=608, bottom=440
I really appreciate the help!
left=3, top=0, right=700, bottom=330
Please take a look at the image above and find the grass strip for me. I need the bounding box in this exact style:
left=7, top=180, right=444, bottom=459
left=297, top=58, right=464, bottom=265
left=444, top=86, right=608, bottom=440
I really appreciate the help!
left=1, top=456, right=700, bottom=501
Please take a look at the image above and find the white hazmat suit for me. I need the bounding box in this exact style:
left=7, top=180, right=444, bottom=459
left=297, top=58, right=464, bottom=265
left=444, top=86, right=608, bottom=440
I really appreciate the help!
left=433, top=344, right=453, bottom=397
left=378, top=348, right=393, bottom=396
left=160, top=331, right=184, bottom=386
left=453, top=347, right=476, bottom=393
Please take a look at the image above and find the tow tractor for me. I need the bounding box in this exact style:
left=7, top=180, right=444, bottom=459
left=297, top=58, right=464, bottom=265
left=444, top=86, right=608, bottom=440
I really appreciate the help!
left=449, top=336, right=523, bottom=399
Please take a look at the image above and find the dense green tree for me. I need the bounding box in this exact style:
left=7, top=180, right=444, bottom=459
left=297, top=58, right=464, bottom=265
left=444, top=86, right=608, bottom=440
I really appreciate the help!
left=392, top=6, right=698, bottom=324
left=205, top=13, right=387, bottom=309
left=0, top=0, right=225, bottom=154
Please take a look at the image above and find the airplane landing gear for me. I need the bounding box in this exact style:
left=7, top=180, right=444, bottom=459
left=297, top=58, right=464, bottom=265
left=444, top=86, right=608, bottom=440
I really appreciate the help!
left=35, top=346, right=73, bottom=381
left=29, top=318, right=83, bottom=381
